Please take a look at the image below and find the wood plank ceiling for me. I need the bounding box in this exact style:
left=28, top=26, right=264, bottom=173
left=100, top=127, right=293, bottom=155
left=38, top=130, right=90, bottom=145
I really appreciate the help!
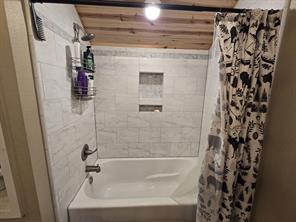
left=76, top=0, right=237, bottom=50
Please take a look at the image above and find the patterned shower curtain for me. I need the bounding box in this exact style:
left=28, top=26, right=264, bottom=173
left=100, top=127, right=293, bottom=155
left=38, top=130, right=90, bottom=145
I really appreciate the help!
left=196, top=10, right=282, bottom=222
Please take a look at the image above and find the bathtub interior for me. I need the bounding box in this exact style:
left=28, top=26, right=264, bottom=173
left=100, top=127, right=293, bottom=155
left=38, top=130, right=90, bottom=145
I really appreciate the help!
left=70, top=157, right=199, bottom=210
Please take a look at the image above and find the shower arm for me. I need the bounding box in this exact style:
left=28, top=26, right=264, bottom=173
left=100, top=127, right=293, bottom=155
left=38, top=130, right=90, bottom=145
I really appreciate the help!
left=30, top=0, right=248, bottom=14
left=73, top=23, right=86, bottom=42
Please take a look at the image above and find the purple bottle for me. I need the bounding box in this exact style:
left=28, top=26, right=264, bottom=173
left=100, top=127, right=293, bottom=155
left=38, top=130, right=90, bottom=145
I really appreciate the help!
left=77, top=69, right=88, bottom=95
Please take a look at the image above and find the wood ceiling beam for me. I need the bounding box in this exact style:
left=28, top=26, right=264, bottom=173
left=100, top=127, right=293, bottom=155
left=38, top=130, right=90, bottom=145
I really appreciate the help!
left=75, top=0, right=238, bottom=50
left=81, top=17, right=214, bottom=33
left=89, top=29, right=213, bottom=42
left=92, top=41, right=211, bottom=50
left=92, top=37, right=211, bottom=50
left=76, top=5, right=216, bottom=20
left=79, top=12, right=214, bottom=24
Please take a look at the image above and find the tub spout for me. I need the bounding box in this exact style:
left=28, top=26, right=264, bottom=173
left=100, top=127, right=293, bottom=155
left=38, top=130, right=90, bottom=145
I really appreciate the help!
left=85, top=164, right=101, bottom=173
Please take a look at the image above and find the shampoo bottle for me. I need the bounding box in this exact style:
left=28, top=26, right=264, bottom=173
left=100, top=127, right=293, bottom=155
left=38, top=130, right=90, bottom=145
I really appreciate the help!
left=87, top=74, right=94, bottom=95
left=77, top=69, right=88, bottom=95
left=83, top=46, right=94, bottom=71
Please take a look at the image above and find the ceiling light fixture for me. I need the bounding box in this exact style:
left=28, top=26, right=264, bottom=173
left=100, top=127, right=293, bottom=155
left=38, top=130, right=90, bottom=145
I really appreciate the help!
left=144, top=0, right=161, bottom=21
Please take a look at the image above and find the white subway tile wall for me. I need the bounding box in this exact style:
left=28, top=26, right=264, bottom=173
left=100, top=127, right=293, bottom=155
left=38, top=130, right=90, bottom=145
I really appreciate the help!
left=94, top=46, right=208, bottom=158
left=32, top=4, right=96, bottom=222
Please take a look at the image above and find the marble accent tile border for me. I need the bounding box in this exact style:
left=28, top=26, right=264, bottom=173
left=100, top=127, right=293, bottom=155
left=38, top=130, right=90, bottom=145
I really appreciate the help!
left=93, top=49, right=209, bottom=60
left=37, top=10, right=73, bottom=43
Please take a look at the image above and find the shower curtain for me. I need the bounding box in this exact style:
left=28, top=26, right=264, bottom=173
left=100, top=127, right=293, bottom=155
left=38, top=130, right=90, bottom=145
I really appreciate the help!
left=196, top=9, right=282, bottom=222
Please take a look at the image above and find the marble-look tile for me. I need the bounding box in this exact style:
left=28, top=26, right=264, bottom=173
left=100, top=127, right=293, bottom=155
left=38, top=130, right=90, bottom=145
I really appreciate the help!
left=169, top=143, right=193, bottom=157
left=139, top=58, right=164, bottom=72
left=93, top=47, right=208, bottom=159
left=67, top=148, right=85, bottom=179
left=187, top=58, right=209, bottom=67
left=99, top=143, right=129, bottom=158
left=34, top=62, right=45, bottom=99
left=162, top=73, right=175, bottom=94
left=34, top=5, right=96, bottom=222
left=34, top=28, right=57, bottom=65
left=173, top=76, right=198, bottom=94
left=115, top=95, right=138, bottom=111
left=141, top=112, right=163, bottom=128
left=139, top=98, right=162, bottom=106
left=114, top=57, right=139, bottom=76
left=128, top=143, right=151, bottom=157
left=95, top=95, right=116, bottom=111
left=75, top=115, right=96, bottom=146
left=128, top=76, right=139, bottom=94
left=50, top=158, right=71, bottom=197
left=163, top=95, right=204, bottom=112
left=186, top=65, right=208, bottom=78
left=149, top=143, right=172, bottom=157
left=190, top=142, right=200, bottom=156
left=40, top=63, right=70, bottom=99
left=96, top=74, right=128, bottom=94
left=54, top=33, right=73, bottom=68
left=163, top=59, right=187, bottom=76
left=95, top=57, right=116, bottom=75
left=162, top=112, right=202, bottom=128
left=105, top=112, right=127, bottom=128
left=161, top=128, right=184, bottom=142
left=95, top=112, right=105, bottom=129
left=182, top=127, right=201, bottom=142
left=127, top=112, right=150, bottom=127
left=61, top=99, right=76, bottom=124
left=139, top=128, right=161, bottom=143
left=43, top=100, right=64, bottom=133
left=117, top=128, right=139, bottom=143
left=97, top=128, right=117, bottom=144
left=47, top=125, right=76, bottom=160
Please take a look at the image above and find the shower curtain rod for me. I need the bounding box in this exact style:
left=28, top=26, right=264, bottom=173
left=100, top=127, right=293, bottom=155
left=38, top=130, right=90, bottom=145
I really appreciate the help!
left=30, top=0, right=247, bottom=13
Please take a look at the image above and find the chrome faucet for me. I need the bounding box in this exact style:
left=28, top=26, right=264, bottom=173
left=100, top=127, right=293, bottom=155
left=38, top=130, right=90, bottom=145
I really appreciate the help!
left=85, top=164, right=101, bottom=173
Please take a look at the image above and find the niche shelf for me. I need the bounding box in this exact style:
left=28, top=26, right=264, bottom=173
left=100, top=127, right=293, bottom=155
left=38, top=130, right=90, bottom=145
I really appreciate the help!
left=139, top=105, right=162, bottom=112
left=139, top=72, right=163, bottom=111
left=139, top=72, right=163, bottom=99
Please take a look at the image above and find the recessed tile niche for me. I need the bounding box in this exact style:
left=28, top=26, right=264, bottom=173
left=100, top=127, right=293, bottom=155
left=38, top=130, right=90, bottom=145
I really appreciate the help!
left=139, top=72, right=164, bottom=112
left=139, top=72, right=164, bottom=98
left=139, top=105, right=163, bottom=112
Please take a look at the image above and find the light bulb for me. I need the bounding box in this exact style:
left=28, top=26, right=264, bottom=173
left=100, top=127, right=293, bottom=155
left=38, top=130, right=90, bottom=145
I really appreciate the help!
left=145, top=5, right=161, bottom=21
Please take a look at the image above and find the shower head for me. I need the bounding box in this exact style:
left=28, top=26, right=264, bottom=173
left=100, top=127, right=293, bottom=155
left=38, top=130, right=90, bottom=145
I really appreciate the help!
left=81, top=33, right=95, bottom=41
left=73, top=23, right=95, bottom=42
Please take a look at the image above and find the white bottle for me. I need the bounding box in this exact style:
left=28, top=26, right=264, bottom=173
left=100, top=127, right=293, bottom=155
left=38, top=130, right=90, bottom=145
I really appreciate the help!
left=88, top=74, right=94, bottom=95
left=73, top=41, right=81, bottom=67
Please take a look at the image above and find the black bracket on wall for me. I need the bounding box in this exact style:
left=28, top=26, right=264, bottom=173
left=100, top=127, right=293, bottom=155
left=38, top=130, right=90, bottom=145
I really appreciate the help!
left=30, top=2, right=46, bottom=41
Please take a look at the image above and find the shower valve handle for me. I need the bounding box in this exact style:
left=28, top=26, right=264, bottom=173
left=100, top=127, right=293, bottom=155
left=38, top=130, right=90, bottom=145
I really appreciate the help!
left=81, top=144, right=97, bottom=161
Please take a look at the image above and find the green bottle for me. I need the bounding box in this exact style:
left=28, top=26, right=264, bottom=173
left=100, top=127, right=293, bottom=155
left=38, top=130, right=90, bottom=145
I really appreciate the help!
left=83, top=46, right=94, bottom=71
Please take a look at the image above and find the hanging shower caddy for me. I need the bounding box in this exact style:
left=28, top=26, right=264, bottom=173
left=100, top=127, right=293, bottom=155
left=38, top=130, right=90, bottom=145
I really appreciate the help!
left=72, top=57, right=97, bottom=100
left=71, top=23, right=97, bottom=100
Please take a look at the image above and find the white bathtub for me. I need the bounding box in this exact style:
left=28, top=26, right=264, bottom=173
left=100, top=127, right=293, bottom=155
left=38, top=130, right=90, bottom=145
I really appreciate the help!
left=69, top=157, right=199, bottom=222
